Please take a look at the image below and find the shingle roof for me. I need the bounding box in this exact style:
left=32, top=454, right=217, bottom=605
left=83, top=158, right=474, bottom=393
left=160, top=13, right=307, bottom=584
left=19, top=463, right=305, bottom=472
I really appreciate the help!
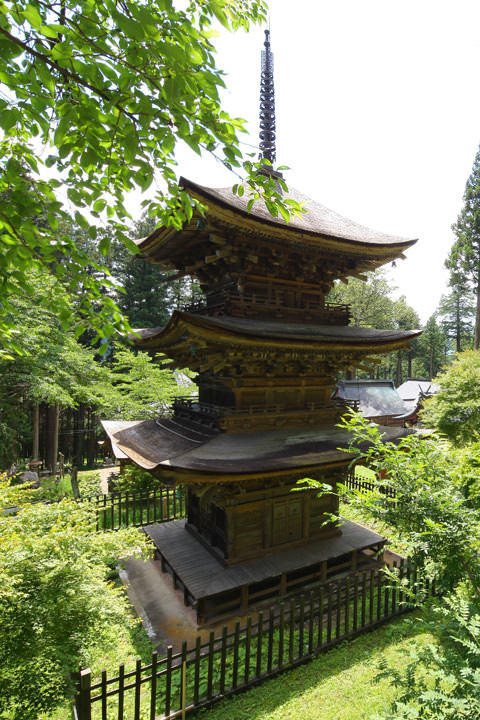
left=179, top=177, right=417, bottom=249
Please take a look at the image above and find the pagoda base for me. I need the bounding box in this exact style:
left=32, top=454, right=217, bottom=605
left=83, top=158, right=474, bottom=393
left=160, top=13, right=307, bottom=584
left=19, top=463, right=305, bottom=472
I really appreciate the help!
left=145, top=519, right=386, bottom=625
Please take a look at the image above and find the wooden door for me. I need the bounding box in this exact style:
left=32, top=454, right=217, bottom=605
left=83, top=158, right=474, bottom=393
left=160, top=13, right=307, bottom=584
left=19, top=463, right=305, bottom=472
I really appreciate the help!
left=272, top=498, right=303, bottom=546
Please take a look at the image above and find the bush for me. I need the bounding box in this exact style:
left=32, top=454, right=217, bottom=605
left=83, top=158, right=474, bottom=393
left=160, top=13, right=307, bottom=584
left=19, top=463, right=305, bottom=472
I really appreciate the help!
left=114, top=464, right=160, bottom=494
left=0, top=474, right=151, bottom=719
left=77, top=470, right=102, bottom=497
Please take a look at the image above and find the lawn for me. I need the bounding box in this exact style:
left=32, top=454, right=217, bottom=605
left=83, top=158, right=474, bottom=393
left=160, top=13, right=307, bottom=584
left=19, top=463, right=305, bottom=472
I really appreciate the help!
left=194, top=612, right=434, bottom=720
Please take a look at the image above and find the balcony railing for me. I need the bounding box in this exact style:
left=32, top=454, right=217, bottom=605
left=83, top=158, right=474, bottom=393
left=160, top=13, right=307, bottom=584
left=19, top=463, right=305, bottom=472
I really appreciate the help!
left=181, top=292, right=351, bottom=324
left=172, top=395, right=359, bottom=420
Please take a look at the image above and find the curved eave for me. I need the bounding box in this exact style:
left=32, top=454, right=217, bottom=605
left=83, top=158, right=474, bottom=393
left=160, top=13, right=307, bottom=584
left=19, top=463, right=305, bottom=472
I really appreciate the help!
left=135, top=177, right=417, bottom=263
left=133, top=311, right=421, bottom=354
left=103, top=419, right=414, bottom=478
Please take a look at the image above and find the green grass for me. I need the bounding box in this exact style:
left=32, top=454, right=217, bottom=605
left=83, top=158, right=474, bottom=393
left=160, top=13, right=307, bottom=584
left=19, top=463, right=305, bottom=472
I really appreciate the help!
left=37, top=469, right=103, bottom=500
left=195, top=613, right=435, bottom=720
left=354, top=464, right=377, bottom=481
left=339, top=502, right=407, bottom=556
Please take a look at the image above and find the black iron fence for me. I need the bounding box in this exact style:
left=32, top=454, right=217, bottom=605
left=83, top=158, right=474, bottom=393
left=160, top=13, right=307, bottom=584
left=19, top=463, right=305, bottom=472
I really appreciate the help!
left=81, top=474, right=394, bottom=534
left=83, top=488, right=186, bottom=531
left=343, top=471, right=397, bottom=501
left=74, top=557, right=433, bottom=720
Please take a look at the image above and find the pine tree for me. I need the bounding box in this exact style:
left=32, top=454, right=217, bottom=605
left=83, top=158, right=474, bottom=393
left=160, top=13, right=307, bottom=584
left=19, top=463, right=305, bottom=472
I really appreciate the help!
left=414, top=315, right=450, bottom=380
left=438, top=282, right=474, bottom=353
left=114, top=217, right=203, bottom=329
left=448, top=146, right=480, bottom=349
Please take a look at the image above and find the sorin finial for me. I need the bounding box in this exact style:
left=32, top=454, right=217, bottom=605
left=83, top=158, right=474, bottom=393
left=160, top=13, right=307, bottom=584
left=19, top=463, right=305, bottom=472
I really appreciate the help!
left=259, top=28, right=276, bottom=167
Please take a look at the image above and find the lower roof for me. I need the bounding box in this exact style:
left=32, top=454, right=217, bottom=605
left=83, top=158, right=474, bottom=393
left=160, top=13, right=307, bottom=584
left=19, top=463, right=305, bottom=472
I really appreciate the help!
left=102, top=418, right=412, bottom=478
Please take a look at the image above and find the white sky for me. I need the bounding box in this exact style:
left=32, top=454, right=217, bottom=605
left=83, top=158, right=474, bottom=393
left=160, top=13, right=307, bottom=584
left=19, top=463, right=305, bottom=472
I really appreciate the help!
left=166, top=0, right=480, bottom=325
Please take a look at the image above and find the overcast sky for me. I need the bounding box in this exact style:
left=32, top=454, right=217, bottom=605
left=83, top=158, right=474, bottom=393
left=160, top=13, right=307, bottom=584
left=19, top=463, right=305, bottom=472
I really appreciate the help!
left=167, top=0, right=480, bottom=324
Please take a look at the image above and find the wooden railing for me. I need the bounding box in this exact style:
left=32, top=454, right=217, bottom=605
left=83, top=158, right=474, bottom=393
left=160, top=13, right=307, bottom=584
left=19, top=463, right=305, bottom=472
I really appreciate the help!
left=73, top=557, right=435, bottom=720
left=173, top=396, right=358, bottom=418
left=181, top=293, right=351, bottom=323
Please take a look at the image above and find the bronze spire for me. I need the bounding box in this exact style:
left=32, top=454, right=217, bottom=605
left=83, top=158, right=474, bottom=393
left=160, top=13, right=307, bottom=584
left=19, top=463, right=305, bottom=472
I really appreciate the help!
left=259, top=29, right=276, bottom=167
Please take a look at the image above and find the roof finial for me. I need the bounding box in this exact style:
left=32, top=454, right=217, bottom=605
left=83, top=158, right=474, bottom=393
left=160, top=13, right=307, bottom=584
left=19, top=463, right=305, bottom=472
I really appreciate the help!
left=259, top=28, right=276, bottom=168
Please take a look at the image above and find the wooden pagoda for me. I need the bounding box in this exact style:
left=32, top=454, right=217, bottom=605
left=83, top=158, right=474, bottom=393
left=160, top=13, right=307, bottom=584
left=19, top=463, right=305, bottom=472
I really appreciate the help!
left=103, top=32, right=420, bottom=624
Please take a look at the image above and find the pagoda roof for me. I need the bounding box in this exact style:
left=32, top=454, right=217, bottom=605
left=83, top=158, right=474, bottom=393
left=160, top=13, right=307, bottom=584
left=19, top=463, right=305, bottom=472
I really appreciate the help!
left=137, top=177, right=417, bottom=264
left=133, top=311, right=421, bottom=354
left=334, top=379, right=411, bottom=419
left=102, top=419, right=412, bottom=479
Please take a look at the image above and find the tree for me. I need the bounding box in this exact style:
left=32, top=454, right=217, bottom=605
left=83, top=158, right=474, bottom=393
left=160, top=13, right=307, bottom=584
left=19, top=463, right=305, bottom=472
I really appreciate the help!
left=0, top=0, right=303, bottom=354
left=101, top=347, right=189, bottom=420
left=421, top=350, right=480, bottom=445
left=447, top=145, right=480, bottom=349
left=328, top=270, right=420, bottom=382
left=328, top=269, right=396, bottom=329
left=114, top=216, right=203, bottom=329
left=413, top=314, right=449, bottom=380
left=338, top=411, right=480, bottom=592
left=439, top=252, right=475, bottom=353
left=0, top=270, right=110, bottom=467
left=438, top=285, right=474, bottom=353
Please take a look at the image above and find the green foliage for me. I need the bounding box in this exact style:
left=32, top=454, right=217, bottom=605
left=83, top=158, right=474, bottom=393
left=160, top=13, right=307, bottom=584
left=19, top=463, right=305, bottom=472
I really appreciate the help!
left=447, top=145, right=480, bottom=350
left=438, top=280, right=475, bottom=354
left=101, top=347, right=187, bottom=420
left=414, top=314, right=450, bottom=380
left=336, top=411, right=480, bottom=719
left=114, top=464, right=158, bottom=493
left=421, top=350, right=480, bottom=445
left=327, top=269, right=420, bottom=382
left=0, top=473, right=151, bottom=719
left=338, top=411, right=480, bottom=595
left=76, top=470, right=102, bottom=497
left=0, top=0, right=305, bottom=353
left=0, top=271, right=110, bottom=466
left=377, top=597, right=480, bottom=719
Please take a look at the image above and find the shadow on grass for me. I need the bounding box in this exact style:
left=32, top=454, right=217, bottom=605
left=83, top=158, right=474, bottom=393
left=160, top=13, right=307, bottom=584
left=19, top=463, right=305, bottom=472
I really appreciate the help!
left=192, top=609, right=430, bottom=720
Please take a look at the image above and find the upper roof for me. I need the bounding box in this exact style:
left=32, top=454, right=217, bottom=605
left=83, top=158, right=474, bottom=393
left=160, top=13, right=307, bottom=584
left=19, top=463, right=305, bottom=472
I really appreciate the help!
left=182, top=178, right=416, bottom=248
left=136, top=177, right=417, bottom=267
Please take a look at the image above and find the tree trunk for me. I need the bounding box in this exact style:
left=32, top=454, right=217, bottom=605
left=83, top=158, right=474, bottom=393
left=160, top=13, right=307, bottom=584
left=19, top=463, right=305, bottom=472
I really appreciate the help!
left=32, top=403, right=39, bottom=460
left=73, top=403, right=85, bottom=468
left=86, top=408, right=97, bottom=467
left=475, top=272, right=480, bottom=350
left=46, top=403, right=59, bottom=474
left=395, top=352, right=402, bottom=387
left=429, top=347, right=434, bottom=381
left=407, top=352, right=412, bottom=378
left=455, top=297, right=462, bottom=352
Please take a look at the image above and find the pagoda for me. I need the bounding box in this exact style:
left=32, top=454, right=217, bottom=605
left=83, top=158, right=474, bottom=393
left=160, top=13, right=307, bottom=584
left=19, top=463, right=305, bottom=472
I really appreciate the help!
left=103, top=31, right=420, bottom=624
